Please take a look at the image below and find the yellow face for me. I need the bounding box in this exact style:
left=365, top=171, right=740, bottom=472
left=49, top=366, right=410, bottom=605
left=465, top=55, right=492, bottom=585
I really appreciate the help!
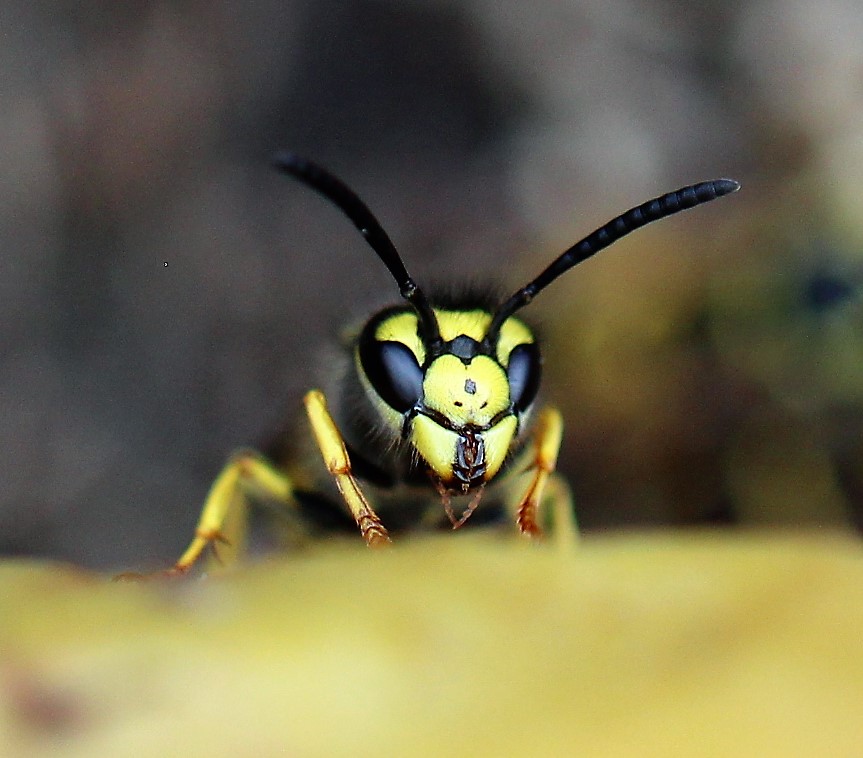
left=410, top=354, right=516, bottom=489
left=357, top=307, right=538, bottom=493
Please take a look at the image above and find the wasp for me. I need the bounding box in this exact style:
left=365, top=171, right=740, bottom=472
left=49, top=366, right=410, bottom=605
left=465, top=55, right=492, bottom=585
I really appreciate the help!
left=170, top=155, right=738, bottom=572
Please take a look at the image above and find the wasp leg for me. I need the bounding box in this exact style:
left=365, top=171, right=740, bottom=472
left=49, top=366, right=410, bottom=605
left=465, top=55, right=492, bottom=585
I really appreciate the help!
left=511, top=405, right=577, bottom=546
left=172, top=450, right=294, bottom=573
left=304, top=389, right=391, bottom=547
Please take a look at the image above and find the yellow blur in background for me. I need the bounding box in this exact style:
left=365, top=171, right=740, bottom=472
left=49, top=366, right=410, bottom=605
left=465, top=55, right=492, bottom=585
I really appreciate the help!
left=2, top=532, right=862, bottom=756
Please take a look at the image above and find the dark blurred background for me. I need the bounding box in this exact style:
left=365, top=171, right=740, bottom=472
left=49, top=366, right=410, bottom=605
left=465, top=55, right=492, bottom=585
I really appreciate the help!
left=3, top=0, right=863, bottom=569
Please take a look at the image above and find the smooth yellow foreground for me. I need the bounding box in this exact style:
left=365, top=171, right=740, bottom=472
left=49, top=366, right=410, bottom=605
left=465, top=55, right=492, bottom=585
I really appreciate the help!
left=1, top=531, right=862, bottom=756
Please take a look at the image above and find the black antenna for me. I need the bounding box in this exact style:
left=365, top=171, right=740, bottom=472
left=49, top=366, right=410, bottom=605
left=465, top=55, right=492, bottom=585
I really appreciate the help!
left=484, top=178, right=740, bottom=345
left=273, top=153, right=442, bottom=348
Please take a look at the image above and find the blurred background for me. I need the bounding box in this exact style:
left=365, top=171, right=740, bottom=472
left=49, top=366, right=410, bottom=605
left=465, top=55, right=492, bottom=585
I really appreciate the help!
left=2, top=0, right=863, bottom=569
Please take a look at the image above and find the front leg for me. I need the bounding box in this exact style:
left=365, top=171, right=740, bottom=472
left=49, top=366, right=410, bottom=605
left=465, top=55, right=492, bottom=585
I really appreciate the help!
left=304, top=390, right=391, bottom=547
left=172, top=450, right=295, bottom=573
left=512, top=405, right=578, bottom=547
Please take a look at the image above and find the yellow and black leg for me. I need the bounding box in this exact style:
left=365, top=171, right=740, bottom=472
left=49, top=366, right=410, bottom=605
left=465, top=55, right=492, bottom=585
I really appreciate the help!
left=171, top=450, right=294, bottom=573
left=510, top=406, right=578, bottom=549
left=303, top=390, right=391, bottom=547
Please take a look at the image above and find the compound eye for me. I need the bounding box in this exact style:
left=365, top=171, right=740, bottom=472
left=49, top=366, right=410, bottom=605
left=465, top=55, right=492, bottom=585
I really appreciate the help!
left=360, top=340, right=424, bottom=413
left=507, top=343, right=541, bottom=413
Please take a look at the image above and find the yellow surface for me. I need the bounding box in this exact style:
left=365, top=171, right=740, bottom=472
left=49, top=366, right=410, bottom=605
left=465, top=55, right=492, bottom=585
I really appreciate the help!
left=2, top=531, right=863, bottom=756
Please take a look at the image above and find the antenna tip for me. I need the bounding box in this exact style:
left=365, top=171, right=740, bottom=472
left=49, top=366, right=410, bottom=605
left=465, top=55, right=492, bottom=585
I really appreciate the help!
left=715, top=178, right=741, bottom=196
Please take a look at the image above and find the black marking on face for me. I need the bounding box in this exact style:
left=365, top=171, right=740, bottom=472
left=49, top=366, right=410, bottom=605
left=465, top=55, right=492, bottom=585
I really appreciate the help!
left=448, top=335, right=481, bottom=364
